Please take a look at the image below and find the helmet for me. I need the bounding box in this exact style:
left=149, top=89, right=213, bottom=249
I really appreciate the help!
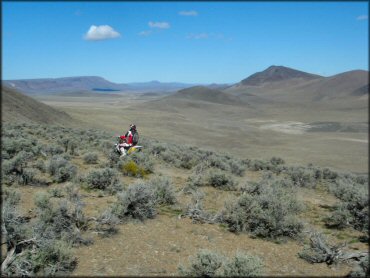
left=129, top=124, right=136, bottom=131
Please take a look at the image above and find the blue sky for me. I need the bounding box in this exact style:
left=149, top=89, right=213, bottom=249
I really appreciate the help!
left=2, top=1, right=368, bottom=83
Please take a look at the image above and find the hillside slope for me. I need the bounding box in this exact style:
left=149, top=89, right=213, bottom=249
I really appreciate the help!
left=2, top=85, right=75, bottom=125
left=168, top=86, right=242, bottom=105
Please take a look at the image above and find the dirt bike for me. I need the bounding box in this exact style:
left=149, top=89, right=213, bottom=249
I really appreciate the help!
left=114, top=136, right=143, bottom=156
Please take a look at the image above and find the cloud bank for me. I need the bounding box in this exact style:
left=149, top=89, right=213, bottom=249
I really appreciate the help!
left=179, top=10, right=198, bottom=16
left=356, top=15, right=368, bottom=21
left=148, top=21, right=170, bottom=29
left=186, top=33, right=209, bottom=39
left=186, top=33, right=226, bottom=40
left=139, top=30, right=152, bottom=36
left=84, top=25, right=121, bottom=41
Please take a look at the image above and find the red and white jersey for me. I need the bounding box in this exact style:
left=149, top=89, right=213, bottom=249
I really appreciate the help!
left=120, top=130, right=133, bottom=146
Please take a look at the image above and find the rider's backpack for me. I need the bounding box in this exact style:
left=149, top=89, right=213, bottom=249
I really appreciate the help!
left=132, top=130, right=139, bottom=146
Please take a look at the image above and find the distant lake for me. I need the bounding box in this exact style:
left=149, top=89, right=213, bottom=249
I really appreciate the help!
left=92, top=88, right=120, bottom=92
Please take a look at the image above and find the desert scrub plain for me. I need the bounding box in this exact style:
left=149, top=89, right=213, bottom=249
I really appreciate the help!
left=1, top=121, right=368, bottom=276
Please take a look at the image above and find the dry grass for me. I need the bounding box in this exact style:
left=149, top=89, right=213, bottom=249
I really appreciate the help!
left=35, top=93, right=368, bottom=173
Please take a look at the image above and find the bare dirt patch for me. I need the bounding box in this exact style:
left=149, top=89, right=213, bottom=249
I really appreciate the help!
left=71, top=214, right=352, bottom=276
left=259, top=121, right=311, bottom=134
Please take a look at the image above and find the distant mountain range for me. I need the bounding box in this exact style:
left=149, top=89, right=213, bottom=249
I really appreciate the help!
left=3, top=77, right=229, bottom=94
left=3, top=66, right=368, bottom=104
left=151, top=66, right=368, bottom=108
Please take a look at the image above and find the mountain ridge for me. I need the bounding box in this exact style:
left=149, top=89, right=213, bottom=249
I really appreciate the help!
left=240, top=65, right=323, bottom=86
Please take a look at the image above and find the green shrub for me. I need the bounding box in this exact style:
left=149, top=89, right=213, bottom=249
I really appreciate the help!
left=18, top=168, right=38, bottom=185
left=150, top=176, right=177, bottom=205
left=42, top=144, right=64, bottom=156
left=2, top=192, right=27, bottom=246
left=2, top=138, right=35, bottom=158
left=178, top=249, right=264, bottom=277
left=107, top=149, right=120, bottom=168
left=2, top=151, right=29, bottom=175
left=287, top=166, right=317, bottom=188
left=219, top=180, right=304, bottom=239
left=3, top=238, right=77, bottom=276
left=229, top=159, right=246, bottom=176
left=48, top=187, right=65, bottom=198
left=68, top=139, right=78, bottom=155
left=32, top=239, right=77, bottom=275
left=93, top=209, right=119, bottom=237
left=35, top=159, right=46, bottom=172
left=33, top=193, right=89, bottom=246
left=208, top=154, right=230, bottom=172
left=100, top=140, right=112, bottom=153
left=207, top=170, right=237, bottom=190
left=322, top=168, right=338, bottom=180
left=85, top=168, right=119, bottom=190
left=222, top=252, right=263, bottom=277
left=248, top=159, right=273, bottom=171
left=270, top=157, right=285, bottom=166
left=185, top=190, right=215, bottom=224
left=324, top=203, right=352, bottom=229
left=112, top=182, right=156, bottom=221
left=348, top=254, right=369, bottom=277
left=329, top=178, right=368, bottom=232
left=184, top=174, right=205, bottom=193
left=178, top=249, right=223, bottom=277
left=83, top=152, right=99, bottom=164
left=47, top=155, right=77, bottom=183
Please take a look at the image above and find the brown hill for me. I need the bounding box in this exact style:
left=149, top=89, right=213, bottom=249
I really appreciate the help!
left=240, top=65, right=322, bottom=86
left=306, top=70, right=369, bottom=100
left=227, top=68, right=368, bottom=106
left=169, top=86, right=241, bottom=105
left=2, top=85, right=75, bottom=125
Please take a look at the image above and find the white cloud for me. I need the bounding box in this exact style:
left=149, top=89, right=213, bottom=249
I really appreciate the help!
left=148, top=21, right=170, bottom=29
left=139, top=30, right=152, bottom=36
left=84, top=25, right=121, bottom=41
left=357, top=15, right=368, bottom=21
left=186, top=33, right=209, bottom=39
left=186, top=32, right=227, bottom=40
left=179, top=10, right=198, bottom=16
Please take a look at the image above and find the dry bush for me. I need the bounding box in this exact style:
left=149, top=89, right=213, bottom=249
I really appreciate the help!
left=207, top=170, right=237, bottom=191
left=178, top=249, right=263, bottom=277
left=184, top=189, right=216, bottom=224
left=33, top=192, right=90, bottom=246
left=178, top=249, right=223, bottom=276
left=222, top=251, right=264, bottom=277
left=93, top=209, right=120, bottom=237
left=112, top=182, right=156, bottom=221
left=149, top=176, right=177, bottom=205
left=328, top=177, right=368, bottom=232
left=47, top=155, right=77, bottom=183
left=85, top=167, right=120, bottom=191
left=219, top=179, right=304, bottom=239
left=83, top=152, right=99, bottom=164
left=348, top=254, right=369, bottom=277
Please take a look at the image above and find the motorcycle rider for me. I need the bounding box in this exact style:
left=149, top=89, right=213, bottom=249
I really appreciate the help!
left=118, top=124, right=138, bottom=157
